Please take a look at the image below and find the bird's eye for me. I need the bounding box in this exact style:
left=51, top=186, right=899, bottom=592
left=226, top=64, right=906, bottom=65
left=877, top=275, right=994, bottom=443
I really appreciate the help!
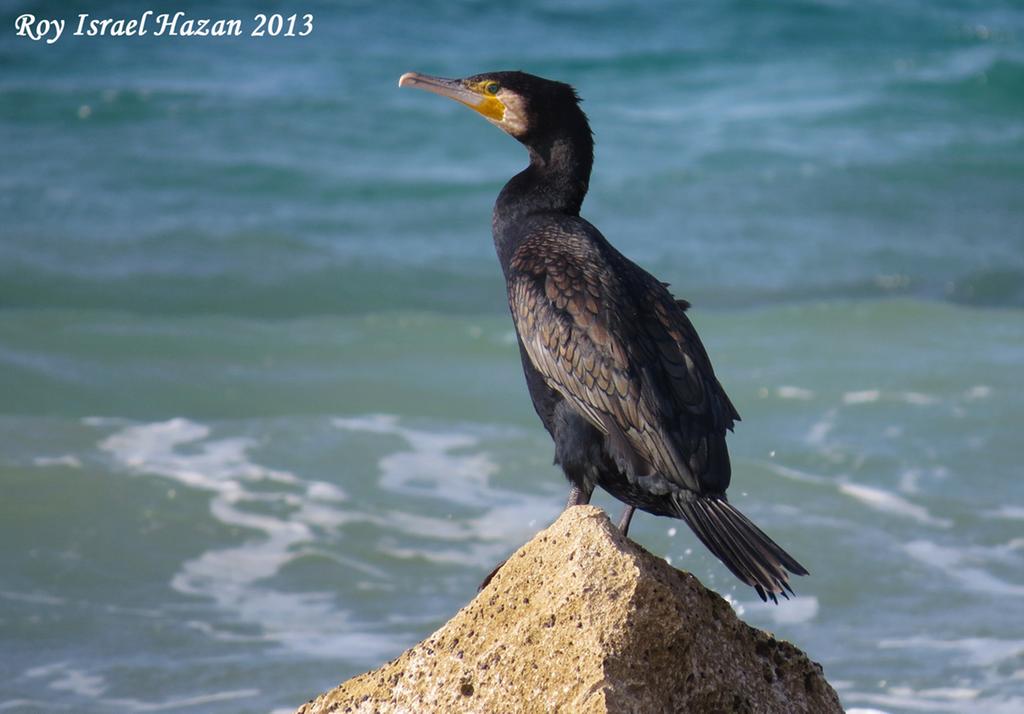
left=485, top=82, right=500, bottom=95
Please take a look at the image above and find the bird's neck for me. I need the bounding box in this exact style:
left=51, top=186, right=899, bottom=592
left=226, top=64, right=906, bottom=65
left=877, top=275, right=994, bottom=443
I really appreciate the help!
left=493, top=129, right=594, bottom=270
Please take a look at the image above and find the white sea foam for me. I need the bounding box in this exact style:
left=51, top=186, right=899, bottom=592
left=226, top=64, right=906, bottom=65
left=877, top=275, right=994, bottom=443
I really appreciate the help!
left=897, top=469, right=920, bottom=494
left=986, top=505, right=1024, bottom=520
left=760, top=461, right=829, bottom=485
left=334, top=414, right=498, bottom=509
left=741, top=595, right=818, bottom=625
left=805, top=408, right=837, bottom=447
left=334, top=414, right=556, bottom=564
left=104, top=689, right=261, bottom=712
left=878, top=636, right=1024, bottom=668
left=899, top=391, right=938, bottom=406
left=81, top=416, right=126, bottom=427
left=843, top=687, right=1023, bottom=714
left=0, top=589, right=66, bottom=606
left=777, top=385, right=815, bottom=400
left=100, top=418, right=301, bottom=493
left=12, top=665, right=256, bottom=712
left=98, top=417, right=406, bottom=659
left=0, top=701, right=49, bottom=712
left=838, top=482, right=951, bottom=528
left=843, top=389, right=880, bottom=404
left=769, top=595, right=819, bottom=625
left=964, top=385, right=992, bottom=400
left=763, top=460, right=953, bottom=532
left=841, top=389, right=939, bottom=407
left=32, top=455, right=82, bottom=468
left=25, top=662, right=106, bottom=699
left=904, top=540, right=1024, bottom=597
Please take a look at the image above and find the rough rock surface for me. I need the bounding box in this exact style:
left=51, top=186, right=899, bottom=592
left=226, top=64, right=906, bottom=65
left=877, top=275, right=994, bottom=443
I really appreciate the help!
left=296, top=505, right=842, bottom=714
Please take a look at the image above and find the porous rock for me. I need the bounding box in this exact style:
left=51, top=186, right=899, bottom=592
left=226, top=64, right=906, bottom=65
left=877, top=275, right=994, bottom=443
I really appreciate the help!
left=296, top=505, right=842, bottom=713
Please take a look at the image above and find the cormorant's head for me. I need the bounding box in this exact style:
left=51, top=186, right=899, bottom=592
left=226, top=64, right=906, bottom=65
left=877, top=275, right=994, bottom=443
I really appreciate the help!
left=398, top=70, right=587, bottom=146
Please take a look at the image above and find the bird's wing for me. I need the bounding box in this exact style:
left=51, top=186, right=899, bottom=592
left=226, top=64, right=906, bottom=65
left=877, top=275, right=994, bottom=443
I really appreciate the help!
left=630, top=276, right=740, bottom=492
left=508, top=231, right=737, bottom=494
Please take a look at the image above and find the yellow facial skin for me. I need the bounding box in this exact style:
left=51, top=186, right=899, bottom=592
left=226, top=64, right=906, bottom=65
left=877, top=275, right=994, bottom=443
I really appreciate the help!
left=465, top=81, right=506, bottom=121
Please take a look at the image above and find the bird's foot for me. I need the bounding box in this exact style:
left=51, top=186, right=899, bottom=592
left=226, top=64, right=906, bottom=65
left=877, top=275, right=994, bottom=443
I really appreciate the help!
left=566, top=484, right=591, bottom=508
left=617, top=505, right=636, bottom=537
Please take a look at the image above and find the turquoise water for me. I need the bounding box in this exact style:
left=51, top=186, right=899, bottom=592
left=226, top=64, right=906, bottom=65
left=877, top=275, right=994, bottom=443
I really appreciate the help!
left=2, top=1, right=1023, bottom=712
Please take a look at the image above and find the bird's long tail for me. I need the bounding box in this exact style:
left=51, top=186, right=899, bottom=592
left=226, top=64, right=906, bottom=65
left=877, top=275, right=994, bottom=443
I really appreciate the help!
left=675, top=495, right=808, bottom=603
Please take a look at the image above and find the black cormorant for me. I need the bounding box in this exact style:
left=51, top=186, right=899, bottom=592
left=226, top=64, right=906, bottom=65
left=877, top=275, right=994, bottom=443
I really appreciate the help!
left=398, top=70, right=808, bottom=602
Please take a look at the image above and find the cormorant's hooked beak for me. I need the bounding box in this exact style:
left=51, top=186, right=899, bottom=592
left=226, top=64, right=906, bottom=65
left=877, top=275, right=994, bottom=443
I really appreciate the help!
left=398, top=72, right=505, bottom=122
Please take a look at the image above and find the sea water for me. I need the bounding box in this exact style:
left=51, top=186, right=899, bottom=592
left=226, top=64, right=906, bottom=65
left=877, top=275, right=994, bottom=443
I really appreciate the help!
left=2, top=1, right=1023, bottom=712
